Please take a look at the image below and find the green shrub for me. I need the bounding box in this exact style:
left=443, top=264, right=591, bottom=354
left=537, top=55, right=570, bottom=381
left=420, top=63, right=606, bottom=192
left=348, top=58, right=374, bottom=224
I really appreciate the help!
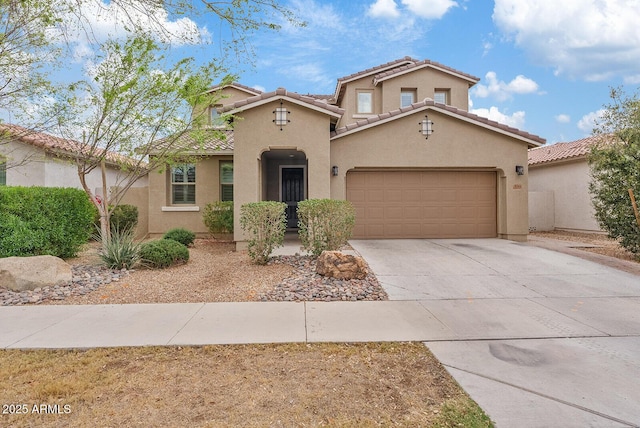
left=0, top=186, right=95, bottom=258
left=98, top=227, right=141, bottom=269
left=163, top=228, right=196, bottom=246
left=297, top=199, right=356, bottom=257
left=110, top=204, right=139, bottom=233
left=239, top=201, right=287, bottom=265
left=139, top=238, right=189, bottom=269
left=203, top=201, right=233, bottom=236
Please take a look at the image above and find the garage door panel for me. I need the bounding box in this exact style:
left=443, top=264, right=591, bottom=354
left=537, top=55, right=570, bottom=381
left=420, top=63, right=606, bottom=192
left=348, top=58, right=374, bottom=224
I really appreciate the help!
left=347, top=171, right=497, bottom=239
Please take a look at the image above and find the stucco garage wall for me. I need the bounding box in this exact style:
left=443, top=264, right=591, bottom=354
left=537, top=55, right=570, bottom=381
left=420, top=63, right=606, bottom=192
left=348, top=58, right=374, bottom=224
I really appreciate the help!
left=528, top=160, right=601, bottom=232
left=330, top=108, right=531, bottom=241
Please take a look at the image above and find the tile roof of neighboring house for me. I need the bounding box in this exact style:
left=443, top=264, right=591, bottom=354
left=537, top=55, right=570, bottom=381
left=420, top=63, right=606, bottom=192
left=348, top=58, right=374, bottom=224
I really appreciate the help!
left=528, top=135, right=609, bottom=166
left=223, top=87, right=344, bottom=118
left=372, top=59, right=480, bottom=86
left=0, top=123, right=145, bottom=168
left=330, top=99, right=546, bottom=147
left=149, top=129, right=234, bottom=154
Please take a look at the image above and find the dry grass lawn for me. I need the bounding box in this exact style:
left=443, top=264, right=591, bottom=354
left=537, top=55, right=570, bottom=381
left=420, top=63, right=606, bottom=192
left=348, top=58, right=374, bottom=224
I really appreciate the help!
left=0, top=343, right=491, bottom=427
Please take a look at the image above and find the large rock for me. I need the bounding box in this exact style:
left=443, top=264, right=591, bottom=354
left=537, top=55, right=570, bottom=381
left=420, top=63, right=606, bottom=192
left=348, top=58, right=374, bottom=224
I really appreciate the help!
left=0, top=256, right=72, bottom=292
left=316, top=251, right=368, bottom=280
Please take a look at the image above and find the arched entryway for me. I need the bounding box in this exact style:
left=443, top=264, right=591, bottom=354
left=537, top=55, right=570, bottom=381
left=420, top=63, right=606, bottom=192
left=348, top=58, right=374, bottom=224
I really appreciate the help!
left=261, top=149, right=307, bottom=229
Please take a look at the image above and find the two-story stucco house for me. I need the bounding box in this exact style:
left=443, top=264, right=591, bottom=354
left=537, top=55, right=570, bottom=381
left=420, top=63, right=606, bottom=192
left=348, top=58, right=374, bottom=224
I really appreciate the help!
left=147, top=57, right=545, bottom=248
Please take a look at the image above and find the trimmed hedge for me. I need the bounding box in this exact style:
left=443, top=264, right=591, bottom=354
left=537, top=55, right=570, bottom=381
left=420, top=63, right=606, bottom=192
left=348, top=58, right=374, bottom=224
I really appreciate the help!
left=110, top=204, right=139, bottom=233
left=163, top=228, right=196, bottom=246
left=297, top=199, right=356, bottom=257
left=239, top=201, right=286, bottom=265
left=139, top=238, right=189, bottom=269
left=0, top=186, right=95, bottom=258
left=203, top=201, right=233, bottom=236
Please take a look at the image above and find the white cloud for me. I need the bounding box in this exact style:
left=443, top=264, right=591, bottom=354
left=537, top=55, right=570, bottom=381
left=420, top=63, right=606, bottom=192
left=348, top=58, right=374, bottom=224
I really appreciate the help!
left=472, top=106, right=525, bottom=129
left=493, top=0, right=640, bottom=81
left=577, top=109, right=606, bottom=134
left=57, top=1, right=210, bottom=46
left=472, top=71, right=539, bottom=101
left=555, top=114, right=571, bottom=124
left=367, top=0, right=457, bottom=19
left=368, top=0, right=400, bottom=18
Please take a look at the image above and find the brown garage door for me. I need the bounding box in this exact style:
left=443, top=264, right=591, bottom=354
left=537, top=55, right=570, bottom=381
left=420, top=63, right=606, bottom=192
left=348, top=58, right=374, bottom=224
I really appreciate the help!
left=347, top=171, right=497, bottom=239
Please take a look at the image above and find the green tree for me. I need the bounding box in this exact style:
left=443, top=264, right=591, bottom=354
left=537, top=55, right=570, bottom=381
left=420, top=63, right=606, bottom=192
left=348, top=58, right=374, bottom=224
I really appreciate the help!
left=588, top=87, right=640, bottom=258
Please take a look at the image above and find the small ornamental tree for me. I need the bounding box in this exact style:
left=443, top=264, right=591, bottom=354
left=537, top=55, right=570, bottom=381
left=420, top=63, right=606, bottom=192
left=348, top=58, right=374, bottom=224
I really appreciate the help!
left=588, top=86, right=640, bottom=258
left=297, top=199, right=356, bottom=257
left=239, top=201, right=286, bottom=265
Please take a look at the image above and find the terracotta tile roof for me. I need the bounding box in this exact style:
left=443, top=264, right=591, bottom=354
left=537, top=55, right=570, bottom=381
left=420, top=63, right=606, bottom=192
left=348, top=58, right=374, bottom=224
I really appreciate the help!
left=333, top=57, right=418, bottom=101
left=206, top=82, right=262, bottom=95
left=528, top=135, right=610, bottom=166
left=150, top=129, right=234, bottom=154
left=330, top=99, right=546, bottom=147
left=372, top=59, right=480, bottom=86
left=223, top=87, right=344, bottom=117
left=0, top=123, right=145, bottom=168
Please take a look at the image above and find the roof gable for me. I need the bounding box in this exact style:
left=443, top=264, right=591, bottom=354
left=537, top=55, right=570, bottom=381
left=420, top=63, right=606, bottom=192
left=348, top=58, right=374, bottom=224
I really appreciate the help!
left=330, top=100, right=545, bottom=148
left=333, top=56, right=418, bottom=102
left=223, top=87, right=344, bottom=119
left=372, top=59, right=480, bottom=87
left=207, top=82, right=262, bottom=97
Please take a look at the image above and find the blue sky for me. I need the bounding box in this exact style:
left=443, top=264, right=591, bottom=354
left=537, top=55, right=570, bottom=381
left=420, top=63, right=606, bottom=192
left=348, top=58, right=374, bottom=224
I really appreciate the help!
left=7, top=0, right=640, bottom=145
left=224, top=0, right=640, bottom=144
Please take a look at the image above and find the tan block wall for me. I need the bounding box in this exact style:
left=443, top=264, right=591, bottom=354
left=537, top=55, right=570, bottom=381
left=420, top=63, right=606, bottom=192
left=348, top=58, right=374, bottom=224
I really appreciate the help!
left=529, top=160, right=601, bottom=232
left=330, top=109, right=531, bottom=241
left=147, top=155, right=233, bottom=237
left=118, top=186, right=149, bottom=239
left=232, top=100, right=332, bottom=243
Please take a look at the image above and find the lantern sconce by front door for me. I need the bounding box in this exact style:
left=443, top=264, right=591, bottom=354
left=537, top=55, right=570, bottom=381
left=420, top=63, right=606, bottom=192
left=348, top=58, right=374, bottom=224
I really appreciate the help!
left=273, top=101, right=290, bottom=130
left=419, top=114, right=434, bottom=139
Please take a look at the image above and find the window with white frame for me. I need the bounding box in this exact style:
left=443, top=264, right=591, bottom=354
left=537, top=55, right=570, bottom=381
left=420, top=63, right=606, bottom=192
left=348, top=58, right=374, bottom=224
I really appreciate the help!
left=434, top=90, right=449, bottom=105
left=401, top=89, right=417, bottom=108
left=356, top=90, right=373, bottom=114
left=220, top=161, right=233, bottom=201
left=171, top=163, right=196, bottom=204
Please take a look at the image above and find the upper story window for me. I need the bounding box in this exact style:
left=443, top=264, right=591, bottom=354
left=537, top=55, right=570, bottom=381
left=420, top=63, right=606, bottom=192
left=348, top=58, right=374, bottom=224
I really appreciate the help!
left=356, top=90, right=373, bottom=114
left=171, top=163, right=196, bottom=204
left=220, top=161, right=233, bottom=202
left=0, top=158, right=6, bottom=186
left=434, top=89, right=449, bottom=105
left=401, top=89, right=417, bottom=108
left=210, top=105, right=225, bottom=128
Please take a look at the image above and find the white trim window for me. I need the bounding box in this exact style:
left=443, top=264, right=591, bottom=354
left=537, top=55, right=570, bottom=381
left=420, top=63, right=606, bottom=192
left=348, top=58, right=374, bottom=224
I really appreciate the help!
left=401, top=89, right=417, bottom=108
left=434, top=90, right=448, bottom=105
left=171, top=163, right=196, bottom=204
left=356, top=90, right=373, bottom=114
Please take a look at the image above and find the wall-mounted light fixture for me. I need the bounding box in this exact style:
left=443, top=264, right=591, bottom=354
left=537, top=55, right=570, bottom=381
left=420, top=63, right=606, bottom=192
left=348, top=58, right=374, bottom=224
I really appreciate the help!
left=419, top=114, right=434, bottom=139
left=515, top=165, right=525, bottom=175
left=273, top=101, right=290, bottom=130
left=332, top=166, right=339, bottom=176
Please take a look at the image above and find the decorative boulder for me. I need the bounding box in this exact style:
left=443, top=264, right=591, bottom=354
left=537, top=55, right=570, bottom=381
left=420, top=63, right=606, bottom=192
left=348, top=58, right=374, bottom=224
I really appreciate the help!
left=0, top=255, right=72, bottom=292
left=316, top=251, right=368, bottom=280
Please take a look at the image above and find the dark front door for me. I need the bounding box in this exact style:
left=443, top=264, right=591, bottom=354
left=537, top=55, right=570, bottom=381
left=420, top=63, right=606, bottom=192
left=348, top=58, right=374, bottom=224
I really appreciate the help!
left=282, top=167, right=304, bottom=229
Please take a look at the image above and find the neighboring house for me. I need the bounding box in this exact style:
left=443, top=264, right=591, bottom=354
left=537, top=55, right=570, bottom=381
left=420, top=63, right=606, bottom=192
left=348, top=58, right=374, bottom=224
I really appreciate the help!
left=528, top=136, right=603, bottom=233
left=147, top=57, right=546, bottom=247
left=0, top=124, right=149, bottom=236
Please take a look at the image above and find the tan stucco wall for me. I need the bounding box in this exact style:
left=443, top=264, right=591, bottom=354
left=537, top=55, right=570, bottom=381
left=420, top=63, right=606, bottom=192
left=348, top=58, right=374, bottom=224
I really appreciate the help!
left=330, top=109, right=531, bottom=241
left=232, top=100, right=332, bottom=243
left=118, top=186, right=149, bottom=239
left=379, top=68, right=470, bottom=112
left=529, top=159, right=601, bottom=232
left=529, top=191, right=555, bottom=232
left=147, top=155, right=232, bottom=237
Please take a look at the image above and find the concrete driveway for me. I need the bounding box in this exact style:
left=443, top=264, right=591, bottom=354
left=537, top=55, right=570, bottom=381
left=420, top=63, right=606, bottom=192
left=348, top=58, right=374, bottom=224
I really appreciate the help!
left=349, top=239, right=640, bottom=428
